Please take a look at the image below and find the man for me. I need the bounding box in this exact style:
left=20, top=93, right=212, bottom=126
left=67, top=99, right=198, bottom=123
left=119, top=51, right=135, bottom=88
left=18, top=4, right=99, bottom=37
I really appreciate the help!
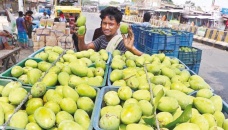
left=140, top=12, right=151, bottom=27
left=0, top=30, right=14, bottom=50
left=76, top=6, right=142, bottom=56
left=24, top=10, right=33, bottom=39
left=16, top=11, right=28, bottom=49
left=41, top=11, right=50, bottom=19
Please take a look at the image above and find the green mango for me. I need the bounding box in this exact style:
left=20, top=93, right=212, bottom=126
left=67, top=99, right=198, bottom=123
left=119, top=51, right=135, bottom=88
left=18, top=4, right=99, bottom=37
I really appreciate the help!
left=157, top=112, right=173, bottom=127
left=210, top=95, right=223, bottom=111
left=9, top=110, right=28, bottom=128
left=0, top=105, right=4, bottom=125
left=26, top=98, right=43, bottom=115
left=31, top=82, right=46, bottom=98
left=138, top=100, right=153, bottom=116
left=104, top=91, right=120, bottom=106
left=194, top=97, right=215, bottom=114
left=27, top=69, right=42, bottom=85
left=190, top=114, right=209, bottom=130
left=101, top=105, right=122, bottom=118
left=213, top=111, right=225, bottom=127
left=100, top=114, right=120, bottom=130
left=0, top=97, right=9, bottom=103
left=49, top=66, right=61, bottom=74
left=173, top=123, right=200, bottom=130
left=76, top=84, right=96, bottom=98
left=18, top=74, right=29, bottom=84
left=76, top=15, right=86, bottom=26
left=52, top=46, right=64, bottom=54
left=37, top=61, right=52, bottom=72
left=78, top=26, right=86, bottom=35
left=2, top=81, right=22, bottom=97
left=44, top=101, right=61, bottom=114
left=38, top=51, right=49, bottom=61
left=203, top=114, right=217, bottom=128
left=11, top=66, right=24, bottom=78
left=60, top=98, right=77, bottom=114
left=58, top=72, right=70, bottom=86
left=123, top=98, right=139, bottom=107
left=68, top=75, right=85, bottom=88
left=0, top=101, right=15, bottom=113
left=127, top=77, right=139, bottom=90
left=158, top=97, right=179, bottom=113
left=45, top=90, right=63, bottom=104
left=209, top=126, right=224, bottom=130
left=121, top=103, right=142, bottom=124
left=59, top=120, right=84, bottom=130
left=62, top=86, right=79, bottom=102
left=223, top=119, right=228, bottom=130
left=28, top=114, right=36, bottom=123
left=126, top=124, right=153, bottom=130
left=118, top=86, right=132, bottom=101
left=25, top=59, right=38, bottom=68
left=9, top=87, right=27, bottom=105
left=161, top=67, right=176, bottom=79
left=74, top=109, right=90, bottom=129
left=41, top=72, right=58, bottom=86
left=70, top=63, right=88, bottom=77
left=34, top=107, right=55, bottom=129
left=56, top=111, right=74, bottom=125
left=110, top=69, right=123, bottom=82
left=77, top=97, right=94, bottom=114
left=120, top=23, right=129, bottom=34
left=132, top=90, right=151, bottom=101
left=25, top=122, right=42, bottom=130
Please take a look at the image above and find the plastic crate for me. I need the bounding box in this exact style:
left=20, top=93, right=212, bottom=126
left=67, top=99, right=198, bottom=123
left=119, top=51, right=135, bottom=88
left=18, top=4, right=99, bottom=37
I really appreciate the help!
left=0, top=78, right=31, bottom=92
left=28, top=47, right=45, bottom=58
left=0, top=126, right=25, bottom=130
left=144, top=47, right=179, bottom=57
left=186, top=63, right=200, bottom=74
left=178, top=47, right=202, bottom=65
left=93, top=86, right=120, bottom=130
left=176, top=31, right=193, bottom=47
left=0, top=58, right=43, bottom=86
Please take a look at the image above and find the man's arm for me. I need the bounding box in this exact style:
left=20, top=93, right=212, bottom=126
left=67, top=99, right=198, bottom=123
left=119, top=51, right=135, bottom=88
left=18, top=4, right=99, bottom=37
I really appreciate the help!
left=77, top=34, right=96, bottom=51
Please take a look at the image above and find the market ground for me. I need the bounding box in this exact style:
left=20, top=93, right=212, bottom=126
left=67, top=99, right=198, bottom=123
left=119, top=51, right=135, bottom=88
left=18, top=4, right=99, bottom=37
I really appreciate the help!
left=1, top=12, right=228, bottom=102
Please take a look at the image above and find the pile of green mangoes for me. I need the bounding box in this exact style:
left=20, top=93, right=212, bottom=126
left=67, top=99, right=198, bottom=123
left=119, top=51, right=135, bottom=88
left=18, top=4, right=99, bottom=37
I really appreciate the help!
left=110, top=50, right=210, bottom=94
left=10, top=46, right=109, bottom=87
left=0, top=80, right=98, bottom=129
left=179, top=46, right=197, bottom=53
left=98, top=86, right=228, bottom=130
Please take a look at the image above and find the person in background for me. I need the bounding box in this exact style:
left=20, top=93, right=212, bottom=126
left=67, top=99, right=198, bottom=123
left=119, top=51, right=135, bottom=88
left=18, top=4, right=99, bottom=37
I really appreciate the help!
left=24, top=10, right=33, bottom=39
left=16, top=11, right=28, bottom=49
left=0, top=30, right=14, bottom=50
left=138, top=12, right=151, bottom=27
left=71, top=14, right=79, bottom=51
left=92, top=22, right=104, bottom=41
left=41, top=11, right=50, bottom=19
left=76, top=6, right=142, bottom=55
left=59, top=11, right=66, bottom=22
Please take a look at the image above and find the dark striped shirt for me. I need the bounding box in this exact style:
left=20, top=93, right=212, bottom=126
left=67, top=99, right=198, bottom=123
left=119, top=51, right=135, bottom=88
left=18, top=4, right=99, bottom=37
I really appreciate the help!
left=93, top=35, right=127, bottom=53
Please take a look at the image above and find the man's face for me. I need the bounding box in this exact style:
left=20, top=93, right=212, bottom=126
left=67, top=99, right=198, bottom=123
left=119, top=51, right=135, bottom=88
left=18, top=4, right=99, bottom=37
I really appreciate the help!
left=101, top=16, right=119, bottom=37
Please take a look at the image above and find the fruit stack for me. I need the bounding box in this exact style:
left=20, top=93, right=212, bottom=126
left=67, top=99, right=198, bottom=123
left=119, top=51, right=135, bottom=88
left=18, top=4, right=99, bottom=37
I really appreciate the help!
left=178, top=46, right=202, bottom=74
left=93, top=50, right=228, bottom=130
left=0, top=46, right=111, bottom=88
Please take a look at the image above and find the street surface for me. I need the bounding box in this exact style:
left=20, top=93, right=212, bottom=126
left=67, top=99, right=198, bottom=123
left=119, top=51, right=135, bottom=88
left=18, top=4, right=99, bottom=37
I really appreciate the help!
left=0, top=12, right=227, bottom=102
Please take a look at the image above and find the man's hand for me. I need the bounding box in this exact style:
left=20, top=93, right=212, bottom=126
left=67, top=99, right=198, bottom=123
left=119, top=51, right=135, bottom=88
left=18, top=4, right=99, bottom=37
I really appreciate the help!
left=74, top=25, right=86, bottom=39
left=122, top=26, right=134, bottom=51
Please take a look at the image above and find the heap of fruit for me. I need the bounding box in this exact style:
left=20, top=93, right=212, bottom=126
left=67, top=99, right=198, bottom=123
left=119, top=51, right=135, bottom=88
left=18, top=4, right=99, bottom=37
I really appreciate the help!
left=179, top=46, right=197, bottom=53
left=0, top=80, right=98, bottom=129
left=109, top=50, right=210, bottom=94
left=10, top=46, right=109, bottom=87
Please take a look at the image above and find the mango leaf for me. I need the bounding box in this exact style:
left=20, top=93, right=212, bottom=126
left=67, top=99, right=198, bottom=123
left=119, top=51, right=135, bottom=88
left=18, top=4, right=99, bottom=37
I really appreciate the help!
left=154, top=89, right=164, bottom=111
left=142, top=116, right=156, bottom=127
left=165, top=104, right=192, bottom=129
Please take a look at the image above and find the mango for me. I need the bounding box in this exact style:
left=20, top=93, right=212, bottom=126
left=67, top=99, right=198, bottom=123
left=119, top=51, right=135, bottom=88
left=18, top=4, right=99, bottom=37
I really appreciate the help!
left=203, top=113, right=217, bottom=128
left=0, top=101, right=15, bottom=113
left=45, top=90, right=63, bottom=104
left=52, top=46, right=64, bottom=54
left=214, top=111, right=225, bottom=127
left=78, top=26, right=86, bottom=35
left=55, top=85, right=63, bottom=96
left=104, top=91, right=120, bottom=106
left=210, top=95, right=223, bottom=112
left=77, top=97, right=94, bottom=114
left=56, top=111, right=74, bottom=125
left=74, top=109, right=90, bottom=129
left=42, top=72, right=58, bottom=86
left=223, top=119, right=228, bottom=130
left=58, top=120, right=84, bottom=130
left=38, top=52, right=49, bottom=61
left=161, top=67, right=176, bottom=79
left=190, top=115, right=209, bottom=130
left=2, top=81, right=22, bottom=97
left=173, top=123, right=200, bottom=130
left=49, top=66, right=61, bottom=74
left=158, top=97, right=179, bottom=113
left=47, top=51, right=59, bottom=63
left=9, top=87, right=27, bottom=105
left=157, top=112, right=173, bottom=127
left=11, top=66, right=24, bottom=77
left=28, top=114, right=36, bottom=123
left=118, top=86, right=132, bottom=101
left=10, top=110, right=28, bottom=128
left=62, top=85, right=79, bottom=102
left=120, top=23, right=129, bottom=34
left=194, top=97, right=215, bottom=114
left=18, top=74, right=29, bottom=84
left=189, top=80, right=210, bottom=90
left=4, top=110, right=13, bottom=122
left=139, top=100, right=153, bottom=116
left=126, top=123, right=154, bottom=130
left=209, top=126, right=224, bottom=130
left=123, top=98, right=139, bottom=107
left=101, top=105, right=122, bottom=118
left=133, top=90, right=151, bottom=101
left=127, top=77, right=139, bottom=90
left=68, top=75, right=85, bottom=88
left=25, top=122, right=42, bottom=130
left=38, top=61, right=52, bottom=72
left=27, top=69, right=42, bottom=85
left=196, top=89, right=213, bottom=98
left=110, top=69, right=123, bottom=82
left=0, top=105, right=4, bottom=125
left=25, top=60, right=38, bottom=68
left=100, top=114, right=120, bottom=130
left=76, top=84, right=96, bottom=98
left=44, top=101, right=60, bottom=114
left=76, top=15, right=86, bottom=26
left=60, top=98, right=77, bottom=114
left=121, top=103, right=142, bottom=124
left=34, top=107, right=55, bottom=129
left=26, top=98, right=43, bottom=115
left=31, top=82, right=46, bottom=98
left=70, top=64, right=88, bottom=77
left=0, top=97, right=8, bottom=103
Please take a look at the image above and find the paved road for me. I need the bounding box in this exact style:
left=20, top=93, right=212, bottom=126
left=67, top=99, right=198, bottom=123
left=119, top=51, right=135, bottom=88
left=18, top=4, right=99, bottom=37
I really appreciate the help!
left=82, top=12, right=228, bottom=102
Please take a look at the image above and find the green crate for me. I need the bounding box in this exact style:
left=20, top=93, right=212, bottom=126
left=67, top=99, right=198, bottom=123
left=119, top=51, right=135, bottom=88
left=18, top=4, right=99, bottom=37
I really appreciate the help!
left=0, top=58, right=43, bottom=87
left=0, top=78, right=31, bottom=92
left=28, top=47, right=45, bottom=58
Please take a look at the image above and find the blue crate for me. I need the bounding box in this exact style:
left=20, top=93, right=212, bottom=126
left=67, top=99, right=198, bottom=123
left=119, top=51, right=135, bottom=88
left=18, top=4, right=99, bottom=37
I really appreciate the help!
left=186, top=63, right=200, bottom=74
left=93, top=86, right=121, bottom=130
left=178, top=47, right=202, bottom=64
left=173, top=31, right=193, bottom=47
left=144, top=47, right=179, bottom=57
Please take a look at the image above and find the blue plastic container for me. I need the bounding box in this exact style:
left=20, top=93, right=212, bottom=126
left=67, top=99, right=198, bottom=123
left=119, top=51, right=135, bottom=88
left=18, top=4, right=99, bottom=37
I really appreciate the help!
left=178, top=47, right=202, bottom=65
left=186, top=63, right=200, bottom=74
left=144, top=47, right=179, bottom=57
